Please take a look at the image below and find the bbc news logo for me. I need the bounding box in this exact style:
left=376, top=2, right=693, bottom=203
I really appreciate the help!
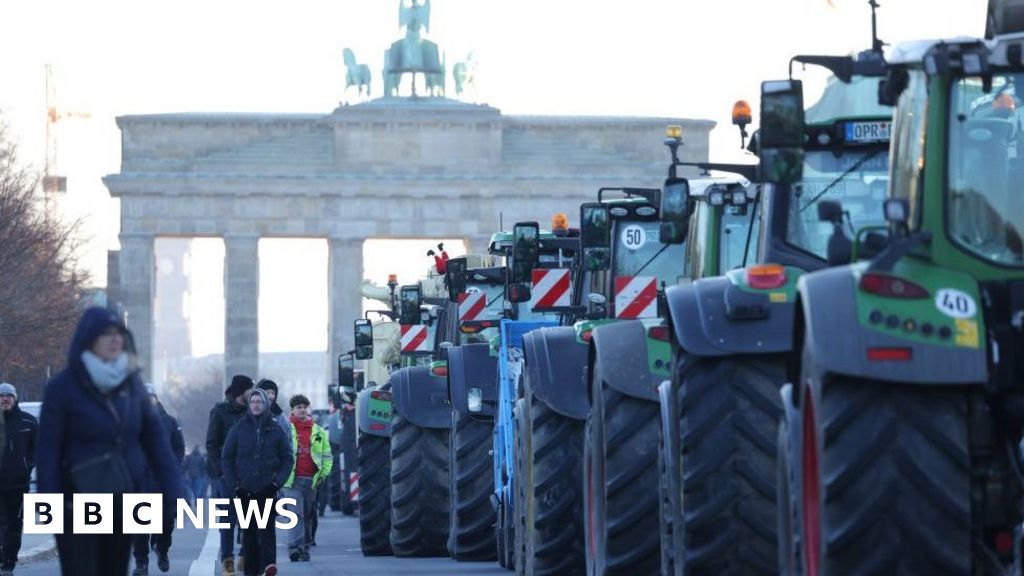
left=23, top=494, right=299, bottom=534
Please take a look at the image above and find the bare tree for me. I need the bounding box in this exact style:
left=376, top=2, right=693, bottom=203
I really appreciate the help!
left=0, top=115, right=89, bottom=399
left=160, top=361, right=225, bottom=450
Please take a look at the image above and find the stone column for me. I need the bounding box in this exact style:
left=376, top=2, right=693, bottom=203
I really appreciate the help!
left=224, top=235, right=260, bottom=381
left=119, top=234, right=155, bottom=381
left=328, top=237, right=364, bottom=384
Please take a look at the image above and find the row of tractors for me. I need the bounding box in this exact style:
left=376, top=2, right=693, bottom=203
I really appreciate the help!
left=334, top=2, right=1024, bottom=573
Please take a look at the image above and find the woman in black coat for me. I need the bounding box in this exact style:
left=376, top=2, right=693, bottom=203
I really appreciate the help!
left=222, top=387, right=293, bottom=576
left=35, top=307, right=183, bottom=576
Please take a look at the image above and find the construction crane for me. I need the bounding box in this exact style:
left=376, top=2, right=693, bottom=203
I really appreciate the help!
left=42, top=63, right=90, bottom=210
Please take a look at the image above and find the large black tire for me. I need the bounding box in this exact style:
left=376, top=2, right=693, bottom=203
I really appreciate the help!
left=357, top=433, right=392, bottom=556
left=585, top=377, right=661, bottom=576
left=389, top=414, right=451, bottom=557
left=658, top=374, right=681, bottom=576
left=524, top=389, right=585, bottom=575
left=448, top=411, right=497, bottom=561
left=776, top=414, right=798, bottom=575
left=800, top=365, right=971, bottom=575
left=341, top=408, right=358, bottom=515
left=678, top=355, right=785, bottom=575
left=513, top=398, right=527, bottom=575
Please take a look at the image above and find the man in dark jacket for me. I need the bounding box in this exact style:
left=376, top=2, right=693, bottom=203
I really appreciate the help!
left=0, top=383, right=37, bottom=575
left=222, top=388, right=292, bottom=576
left=183, top=446, right=207, bottom=505
left=206, top=375, right=253, bottom=576
left=132, top=385, right=185, bottom=575
left=36, top=307, right=183, bottom=576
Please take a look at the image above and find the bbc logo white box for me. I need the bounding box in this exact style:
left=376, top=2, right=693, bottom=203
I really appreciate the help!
left=24, top=494, right=63, bottom=534
left=73, top=494, right=113, bottom=535
left=123, top=494, right=163, bottom=534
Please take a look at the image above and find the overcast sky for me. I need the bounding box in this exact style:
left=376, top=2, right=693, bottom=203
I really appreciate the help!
left=0, top=0, right=988, bottom=355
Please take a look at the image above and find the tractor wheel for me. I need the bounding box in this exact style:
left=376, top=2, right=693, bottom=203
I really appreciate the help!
left=585, top=377, right=661, bottom=576
left=389, top=414, right=451, bottom=557
left=448, top=411, right=497, bottom=561
left=658, top=373, right=681, bottom=576
left=357, top=433, right=392, bottom=556
left=678, top=355, right=785, bottom=575
left=777, top=414, right=798, bottom=575
left=513, top=398, right=527, bottom=575
left=799, top=356, right=970, bottom=574
left=526, top=391, right=585, bottom=575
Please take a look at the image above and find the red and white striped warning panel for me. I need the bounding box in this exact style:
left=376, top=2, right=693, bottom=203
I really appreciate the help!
left=614, top=276, right=658, bottom=319
left=458, top=291, right=488, bottom=322
left=349, top=472, right=360, bottom=501
left=400, top=325, right=431, bottom=353
left=531, top=268, right=572, bottom=310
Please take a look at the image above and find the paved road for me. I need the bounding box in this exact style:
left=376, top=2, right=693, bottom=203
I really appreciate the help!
left=14, top=511, right=507, bottom=575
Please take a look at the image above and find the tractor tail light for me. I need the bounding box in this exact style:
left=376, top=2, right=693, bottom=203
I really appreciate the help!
left=859, top=273, right=929, bottom=299
left=647, top=326, right=670, bottom=341
left=866, top=347, right=912, bottom=362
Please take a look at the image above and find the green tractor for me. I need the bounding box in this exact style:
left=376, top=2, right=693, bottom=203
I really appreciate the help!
left=778, top=5, right=1024, bottom=574
left=513, top=133, right=755, bottom=574
left=658, top=68, right=894, bottom=575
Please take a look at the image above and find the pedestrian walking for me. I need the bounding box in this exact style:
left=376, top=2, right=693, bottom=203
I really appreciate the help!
left=255, top=380, right=290, bottom=438
left=183, top=446, right=207, bottom=505
left=132, top=385, right=185, bottom=575
left=221, top=388, right=292, bottom=576
left=0, top=383, right=37, bottom=576
left=35, top=307, right=182, bottom=576
left=282, top=395, right=332, bottom=562
left=206, top=374, right=253, bottom=576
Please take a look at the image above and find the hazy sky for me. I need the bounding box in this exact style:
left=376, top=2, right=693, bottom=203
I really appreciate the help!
left=0, top=0, right=988, bottom=354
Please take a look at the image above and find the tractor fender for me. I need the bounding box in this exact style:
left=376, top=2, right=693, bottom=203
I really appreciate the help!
left=666, top=277, right=796, bottom=356
left=799, top=267, right=987, bottom=384
left=522, top=326, right=589, bottom=421
left=589, top=320, right=659, bottom=402
left=447, top=343, right=497, bottom=418
left=390, top=365, right=452, bottom=429
left=356, top=386, right=393, bottom=437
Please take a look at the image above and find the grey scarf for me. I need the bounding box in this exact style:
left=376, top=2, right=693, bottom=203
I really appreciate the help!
left=80, top=351, right=131, bottom=393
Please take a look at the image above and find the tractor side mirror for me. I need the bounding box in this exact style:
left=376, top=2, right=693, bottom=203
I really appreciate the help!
left=760, top=79, right=805, bottom=184
left=581, top=203, right=611, bottom=271
left=399, top=284, right=422, bottom=325
left=354, top=319, right=374, bottom=360
left=337, top=353, right=355, bottom=396
left=511, top=222, right=540, bottom=283
left=659, top=178, right=691, bottom=244
left=507, top=282, right=532, bottom=304
left=817, top=199, right=843, bottom=224
left=446, top=257, right=468, bottom=301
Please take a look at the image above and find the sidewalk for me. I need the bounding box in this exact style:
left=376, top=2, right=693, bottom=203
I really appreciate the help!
left=19, top=533, right=56, bottom=564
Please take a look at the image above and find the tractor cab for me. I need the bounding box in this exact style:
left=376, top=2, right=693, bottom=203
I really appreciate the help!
left=578, top=188, right=686, bottom=325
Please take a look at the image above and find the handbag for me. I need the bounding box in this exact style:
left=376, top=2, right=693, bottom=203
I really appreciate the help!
left=69, top=450, right=135, bottom=494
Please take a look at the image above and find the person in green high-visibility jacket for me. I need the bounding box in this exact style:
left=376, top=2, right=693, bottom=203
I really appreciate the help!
left=282, top=395, right=333, bottom=562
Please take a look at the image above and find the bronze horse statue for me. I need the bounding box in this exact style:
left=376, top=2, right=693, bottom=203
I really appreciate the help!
left=452, top=51, right=477, bottom=98
left=343, top=48, right=372, bottom=101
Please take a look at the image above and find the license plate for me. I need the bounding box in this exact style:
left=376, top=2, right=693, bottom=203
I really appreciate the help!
left=844, top=121, right=891, bottom=143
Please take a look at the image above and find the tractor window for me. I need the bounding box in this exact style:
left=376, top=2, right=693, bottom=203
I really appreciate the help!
left=786, top=148, right=889, bottom=259
left=682, top=202, right=710, bottom=280
left=720, top=203, right=758, bottom=272
left=612, top=220, right=686, bottom=285
left=890, top=70, right=929, bottom=227
left=948, top=73, right=1024, bottom=267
